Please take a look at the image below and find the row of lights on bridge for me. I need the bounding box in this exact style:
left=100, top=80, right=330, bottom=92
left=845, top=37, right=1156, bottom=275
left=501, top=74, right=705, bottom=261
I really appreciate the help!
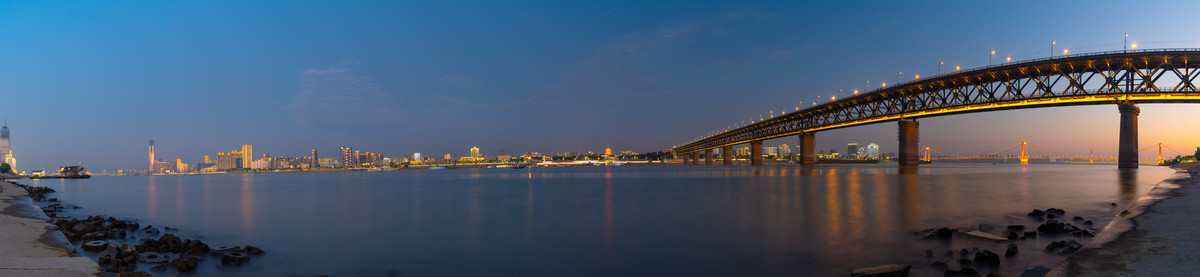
left=681, top=34, right=1145, bottom=148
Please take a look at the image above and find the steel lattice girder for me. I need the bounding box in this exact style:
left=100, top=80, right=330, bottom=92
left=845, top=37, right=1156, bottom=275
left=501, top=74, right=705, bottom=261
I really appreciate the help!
left=676, top=50, right=1200, bottom=154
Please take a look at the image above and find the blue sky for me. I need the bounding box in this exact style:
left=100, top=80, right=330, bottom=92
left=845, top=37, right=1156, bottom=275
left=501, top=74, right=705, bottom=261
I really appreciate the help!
left=1, top=0, right=1198, bottom=171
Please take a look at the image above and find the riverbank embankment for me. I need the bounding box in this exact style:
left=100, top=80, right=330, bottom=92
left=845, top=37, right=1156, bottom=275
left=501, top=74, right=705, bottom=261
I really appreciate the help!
left=0, top=180, right=100, bottom=276
left=1057, top=162, right=1200, bottom=276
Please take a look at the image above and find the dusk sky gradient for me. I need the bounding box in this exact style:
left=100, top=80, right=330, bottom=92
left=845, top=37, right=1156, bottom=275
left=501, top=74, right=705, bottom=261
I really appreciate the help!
left=1, top=1, right=1199, bottom=171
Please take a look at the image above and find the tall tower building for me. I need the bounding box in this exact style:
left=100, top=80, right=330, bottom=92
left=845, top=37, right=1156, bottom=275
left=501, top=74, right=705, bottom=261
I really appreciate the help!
left=311, top=149, right=319, bottom=168
left=470, top=147, right=481, bottom=158
left=148, top=139, right=156, bottom=173
left=0, top=122, right=10, bottom=157
left=241, top=144, right=253, bottom=168
left=340, top=147, right=354, bottom=166
left=1, top=122, right=14, bottom=171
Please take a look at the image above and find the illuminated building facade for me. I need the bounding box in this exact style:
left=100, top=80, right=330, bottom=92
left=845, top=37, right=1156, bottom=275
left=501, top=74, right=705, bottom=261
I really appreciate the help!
left=241, top=144, right=254, bottom=168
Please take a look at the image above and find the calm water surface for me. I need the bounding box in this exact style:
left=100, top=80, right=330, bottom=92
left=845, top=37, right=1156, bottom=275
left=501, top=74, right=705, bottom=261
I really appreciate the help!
left=32, top=164, right=1174, bottom=276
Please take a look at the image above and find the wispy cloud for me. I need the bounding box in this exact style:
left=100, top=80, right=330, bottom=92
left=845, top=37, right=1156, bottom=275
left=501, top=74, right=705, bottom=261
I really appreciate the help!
left=440, top=74, right=471, bottom=88
left=289, top=60, right=405, bottom=133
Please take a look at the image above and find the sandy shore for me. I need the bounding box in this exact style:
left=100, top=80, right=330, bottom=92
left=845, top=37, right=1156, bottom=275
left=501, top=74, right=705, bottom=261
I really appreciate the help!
left=0, top=181, right=99, bottom=276
left=1056, top=164, right=1200, bottom=276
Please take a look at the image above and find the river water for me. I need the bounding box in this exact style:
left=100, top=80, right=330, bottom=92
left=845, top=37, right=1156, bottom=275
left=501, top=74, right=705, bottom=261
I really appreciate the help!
left=29, top=164, right=1174, bottom=276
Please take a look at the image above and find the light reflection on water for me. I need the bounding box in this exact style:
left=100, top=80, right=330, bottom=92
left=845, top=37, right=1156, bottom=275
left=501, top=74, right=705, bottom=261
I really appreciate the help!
left=29, top=164, right=1173, bottom=276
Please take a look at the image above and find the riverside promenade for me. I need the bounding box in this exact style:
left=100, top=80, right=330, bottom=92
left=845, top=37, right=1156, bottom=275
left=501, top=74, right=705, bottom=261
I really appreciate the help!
left=1058, top=163, right=1200, bottom=276
left=0, top=181, right=99, bottom=276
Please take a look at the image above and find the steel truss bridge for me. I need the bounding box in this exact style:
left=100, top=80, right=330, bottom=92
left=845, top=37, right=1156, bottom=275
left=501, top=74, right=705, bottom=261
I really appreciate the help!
left=673, top=49, right=1200, bottom=168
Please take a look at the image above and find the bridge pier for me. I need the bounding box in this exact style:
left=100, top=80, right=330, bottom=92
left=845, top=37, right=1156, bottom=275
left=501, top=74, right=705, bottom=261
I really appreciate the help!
left=898, top=119, right=920, bottom=166
left=799, top=132, right=816, bottom=166
left=1119, top=103, right=1140, bottom=169
left=751, top=141, right=763, bottom=166
left=705, top=149, right=713, bottom=165
left=679, top=153, right=687, bottom=164
left=722, top=146, right=733, bottom=165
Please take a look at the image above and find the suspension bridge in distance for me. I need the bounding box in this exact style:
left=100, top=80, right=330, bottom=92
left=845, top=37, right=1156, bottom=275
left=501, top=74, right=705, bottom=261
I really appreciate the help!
left=672, top=49, right=1200, bottom=169
left=922, top=141, right=1189, bottom=165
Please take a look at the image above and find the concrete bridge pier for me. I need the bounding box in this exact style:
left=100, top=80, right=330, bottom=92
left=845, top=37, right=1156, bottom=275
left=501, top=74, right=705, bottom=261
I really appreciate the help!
left=751, top=141, right=764, bottom=166
left=1119, top=103, right=1140, bottom=169
left=898, top=119, right=920, bottom=166
left=679, top=153, right=688, bottom=164
left=704, top=149, right=713, bottom=165
left=799, top=132, right=816, bottom=166
left=722, top=146, right=733, bottom=165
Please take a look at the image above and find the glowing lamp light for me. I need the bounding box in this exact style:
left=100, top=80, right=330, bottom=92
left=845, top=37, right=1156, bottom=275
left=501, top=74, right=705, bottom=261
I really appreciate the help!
left=914, top=74, right=920, bottom=79
left=1063, top=49, right=1069, bottom=55
left=1006, top=56, right=1011, bottom=62
left=881, top=82, right=887, bottom=87
left=831, top=96, right=837, bottom=101
left=955, top=65, right=961, bottom=71
left=853, top=90, right=859, bottom=95
left=1132, top=43, right=1138, bottom=50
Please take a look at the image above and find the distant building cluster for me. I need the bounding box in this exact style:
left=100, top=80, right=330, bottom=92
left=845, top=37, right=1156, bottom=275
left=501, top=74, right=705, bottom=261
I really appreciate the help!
left=127, top=140, right=653, bottom=175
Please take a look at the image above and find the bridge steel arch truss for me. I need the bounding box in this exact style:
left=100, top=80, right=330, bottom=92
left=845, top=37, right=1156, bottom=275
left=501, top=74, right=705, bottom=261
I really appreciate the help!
left=676, top=49, right=1200, bottom=154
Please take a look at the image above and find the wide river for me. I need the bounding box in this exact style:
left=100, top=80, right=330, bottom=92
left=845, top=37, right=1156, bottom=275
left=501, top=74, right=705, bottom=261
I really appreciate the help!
left=31, top=164, right=1174, bottom=276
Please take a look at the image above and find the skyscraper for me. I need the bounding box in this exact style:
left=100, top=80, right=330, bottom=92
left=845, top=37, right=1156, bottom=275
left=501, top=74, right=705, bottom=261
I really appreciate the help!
left=241, top=144, right=254, bottom=168
left=866, top=143, right=880, bottom=158
left=0, top=122, right=10, bottom=157
left=340, top=147, right=354, bottom=166
left=148, top=139, right=156, bottom=173
left=311, top=149, right=319, bottom=168
left=1, top=122, right=14, bottom=171
left=847, top=143, right=859, bottom=158
left=470, top=147, right=481, bottom=158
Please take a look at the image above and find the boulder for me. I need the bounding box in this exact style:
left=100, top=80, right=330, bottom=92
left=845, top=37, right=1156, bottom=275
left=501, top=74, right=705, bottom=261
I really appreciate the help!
left=973, top=250, right=1000, bottom=267
left=1005, top=244, right=1019, bottom=257
left=243, top=245, right=264, bottom=255
left=221, top=252, right=250, bottom=266
left=170, top=256, right=198, bottom=271
left=1046, top=208, right=1066, bottom=215
left=1006, top=225, right=1025, bottom=232
left=1037, top=220, right=1067, bottom=234
left=82, top=241, right=110, bottom=252
left=70, top=222, right=94, bottom=233
left=1027, top=209, right=1045, bottom=217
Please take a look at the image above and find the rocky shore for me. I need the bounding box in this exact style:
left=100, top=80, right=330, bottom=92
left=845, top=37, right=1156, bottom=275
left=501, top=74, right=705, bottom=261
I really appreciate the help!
left=851, top=167, right=1190, bottom=277
left=1055, top=163, right=1200, bottom=276
left=11, top=181, right=266, bottom=276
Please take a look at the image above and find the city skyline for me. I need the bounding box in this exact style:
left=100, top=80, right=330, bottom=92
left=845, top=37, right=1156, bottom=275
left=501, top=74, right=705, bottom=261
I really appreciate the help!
left=1, top=1, right=1199, bottom=170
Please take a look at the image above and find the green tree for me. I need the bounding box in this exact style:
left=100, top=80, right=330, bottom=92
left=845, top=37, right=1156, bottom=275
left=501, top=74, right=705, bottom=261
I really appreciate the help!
left=1195, top=148, right=1200, bottom=159
left=0, top=163, right=10, bottom=174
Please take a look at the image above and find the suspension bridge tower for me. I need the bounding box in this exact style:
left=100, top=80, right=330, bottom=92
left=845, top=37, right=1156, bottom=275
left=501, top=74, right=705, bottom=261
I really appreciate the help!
left=1020, top=141, right=1029, bottom=165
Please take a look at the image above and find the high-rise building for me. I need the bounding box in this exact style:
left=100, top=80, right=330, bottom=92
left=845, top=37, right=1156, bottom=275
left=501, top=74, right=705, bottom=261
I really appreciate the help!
left=241, top=144, right=254, bottom=168
left=779, top=144, right=792, bottom=157
left=764, top=146, right=778, bottom=157
left=605, top=148, right=612, bottom=156
left=148, top=139, right=156, bottom=173
left=847, top=143, right=859, bottom=158
left=413, top=152, right=421, bottom=162
left=0, top=122, right=10, bottom=158
left=311, top=149, right=319, bottom=168
left=1, top=122, right=14, bottom=171
left=470, top=147, right=481, bottom=158
left=339, top=147, right=354, bottom=166
left=866, top=143, right=880, bottom=158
